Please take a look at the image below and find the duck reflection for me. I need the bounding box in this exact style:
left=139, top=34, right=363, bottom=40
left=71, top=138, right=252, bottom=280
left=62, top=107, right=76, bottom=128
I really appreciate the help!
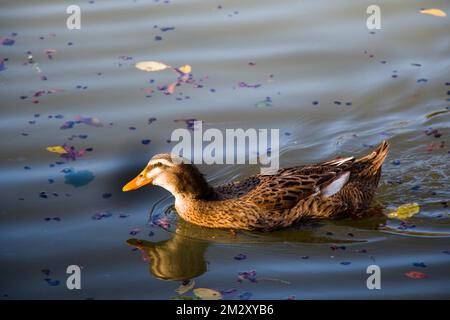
left=126, top=220, right=209, bottom=281
left=126, top=209, right=386, bottom=281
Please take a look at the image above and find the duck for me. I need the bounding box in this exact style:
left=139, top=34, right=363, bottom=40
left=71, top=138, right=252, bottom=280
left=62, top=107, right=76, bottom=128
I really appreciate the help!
left=122, top=141, right=389, bottom=230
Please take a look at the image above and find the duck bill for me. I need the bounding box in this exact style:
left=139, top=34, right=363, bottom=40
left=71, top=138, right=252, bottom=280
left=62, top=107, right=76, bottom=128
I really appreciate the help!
left=122, top=169, right=152, bottom=192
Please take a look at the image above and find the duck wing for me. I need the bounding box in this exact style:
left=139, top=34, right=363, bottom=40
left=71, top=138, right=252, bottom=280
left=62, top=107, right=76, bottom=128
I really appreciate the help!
left=243, top=158, right=355, bottom=210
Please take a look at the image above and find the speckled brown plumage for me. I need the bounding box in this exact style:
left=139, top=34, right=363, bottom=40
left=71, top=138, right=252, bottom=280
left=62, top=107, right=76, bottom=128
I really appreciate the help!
left=127, top=141, right=389, bottom=231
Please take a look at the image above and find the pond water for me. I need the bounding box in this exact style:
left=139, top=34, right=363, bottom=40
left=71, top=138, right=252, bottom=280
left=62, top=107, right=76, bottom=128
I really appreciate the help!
left=0, top=0, right=449, bottom=299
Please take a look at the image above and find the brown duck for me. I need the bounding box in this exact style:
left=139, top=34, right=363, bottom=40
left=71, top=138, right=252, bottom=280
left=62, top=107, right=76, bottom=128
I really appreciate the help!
left=122, top=141, right=389, bottom=230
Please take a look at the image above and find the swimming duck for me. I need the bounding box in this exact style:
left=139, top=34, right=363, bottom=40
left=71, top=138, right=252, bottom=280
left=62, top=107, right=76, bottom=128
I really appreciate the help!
left=123, top=141, right=389, bottom=230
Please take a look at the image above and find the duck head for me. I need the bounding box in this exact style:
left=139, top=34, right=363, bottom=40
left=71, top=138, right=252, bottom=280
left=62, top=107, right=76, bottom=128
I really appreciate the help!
left=122, top=153, right=215, bottom=199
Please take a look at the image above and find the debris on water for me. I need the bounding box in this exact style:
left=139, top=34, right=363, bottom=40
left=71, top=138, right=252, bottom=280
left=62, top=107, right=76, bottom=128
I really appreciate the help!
left=148, top=117, right=157, bottom=124
left=60, top=116, right=102, bottom=129
left=176, top=280, right=195, bottom=295
left=102, top=193, right=112, bottom=199
left=1, top=38, right=15, bottom=46
left=405, top=271, right=427, bottom=279
left=59, top=145, right=86, bottom=161
left=340, top=261, right=351, bottom=265
left=419, top=8, right=446, bottom=17
left=44, top=217, right=61, bottom=222
left=44, top=278, right=60, bottom=286
left=135, top=61, right=170, bottom=72
left=193, top=288, right=222, bottom=300
left=238, top=81, right=261, bottom=88
left=119, top=213, right=130, bottom=219
left=45, top=49, right=56, bottom=59
left=172, top=296, right=194, bottom=300
left=392, top=160, right=401, bottom=165
left=151, top=216, right=171, bottom=230
left=234, top=253, right=247, bottom=261
left=174, top=118, right=198, bottom=131
left=92, top=211, right=113, bottom=220
left=239, top=292, right=252, bottom=300
left=63, top=169, right=95, bottom=187
left=237, top=270, right=257, bottom=283
left=129, top=228, right=140, bottom=236
left=255, top=97, right=272, bottom=108
left=141, top=139, right=151, bottom=145
left=330, top=245, right=346, bottom=251
left=160, top=27, right=175, bottom=32
left=412, top=262, right=427, bottom=268
left=41, top=269, right=51, bottom=276
left=46, top=146, right=68, bottom=154
left=221, top=288, right=238, bottom=296
left=426, top=109, right=450, bottom=119
left=387, top=202, right=420, bottom=219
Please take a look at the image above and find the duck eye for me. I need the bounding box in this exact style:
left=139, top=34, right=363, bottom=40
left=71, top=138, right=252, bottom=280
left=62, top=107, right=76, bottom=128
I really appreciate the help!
left=153, top=162, right=163, bottom=168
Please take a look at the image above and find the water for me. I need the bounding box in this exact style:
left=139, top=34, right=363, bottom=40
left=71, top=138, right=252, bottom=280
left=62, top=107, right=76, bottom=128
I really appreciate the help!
left=1, top=0, right=449, bottom=299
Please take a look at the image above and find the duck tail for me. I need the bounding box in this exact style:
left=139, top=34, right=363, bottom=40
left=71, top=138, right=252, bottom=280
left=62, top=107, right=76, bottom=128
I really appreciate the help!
left=356, top=140, right=389, bottom=176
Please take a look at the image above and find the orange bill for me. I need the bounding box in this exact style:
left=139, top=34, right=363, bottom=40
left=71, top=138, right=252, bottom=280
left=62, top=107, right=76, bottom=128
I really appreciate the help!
left=122, top=169, right=152, bottom=192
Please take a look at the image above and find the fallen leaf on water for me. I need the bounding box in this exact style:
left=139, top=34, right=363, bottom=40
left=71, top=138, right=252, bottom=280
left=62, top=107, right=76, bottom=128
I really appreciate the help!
left=177, top=64, right=192, bottom=74
left=172, top=296, right=195, bottom=300
left=387, top=202, right=420, bottom=219
left=74, top=115, right=102, bottom=127
left=46, top=146, right=68, bottom=154
left=167, top=82, right=177, bottom=94
left=405, top=271, right=427, bottom=279
left=426, top=109, right=450, bottom=119
left=175, top=280, right=195, bottom=295
left=420, top=8, right=447, bottom=17
left=135, top=61, right=170, bottom=72
left=193, top=288, right=222, bottom=300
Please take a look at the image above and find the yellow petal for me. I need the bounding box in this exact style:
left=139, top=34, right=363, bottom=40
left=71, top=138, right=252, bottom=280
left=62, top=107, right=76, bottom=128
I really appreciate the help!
left=420, top=8, right=447, bottom=17
left=46, top=146, right=67, bottom=154
left=387, top=202, right=420, bottom=219
left=178, top=64, right=192, bottom=74
left=135, top=61, right=170, bottom=72
left=193, top=288, right=222, bottom=300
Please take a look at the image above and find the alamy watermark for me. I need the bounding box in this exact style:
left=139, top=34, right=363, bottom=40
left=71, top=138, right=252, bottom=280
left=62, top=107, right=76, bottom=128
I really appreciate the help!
left=170, top=121, right=280, bottom=175
left=66, top=264, right=81, bottom=290
left=366, top=5, right=381, bottom=30
left=366, top=265, right=381, bottom=290
left=66, top=5, right=81, bottom=30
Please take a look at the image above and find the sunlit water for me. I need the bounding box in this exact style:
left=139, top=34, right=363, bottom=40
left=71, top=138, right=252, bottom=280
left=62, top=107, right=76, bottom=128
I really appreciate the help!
left=0, top=0, right=449, bottom=299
